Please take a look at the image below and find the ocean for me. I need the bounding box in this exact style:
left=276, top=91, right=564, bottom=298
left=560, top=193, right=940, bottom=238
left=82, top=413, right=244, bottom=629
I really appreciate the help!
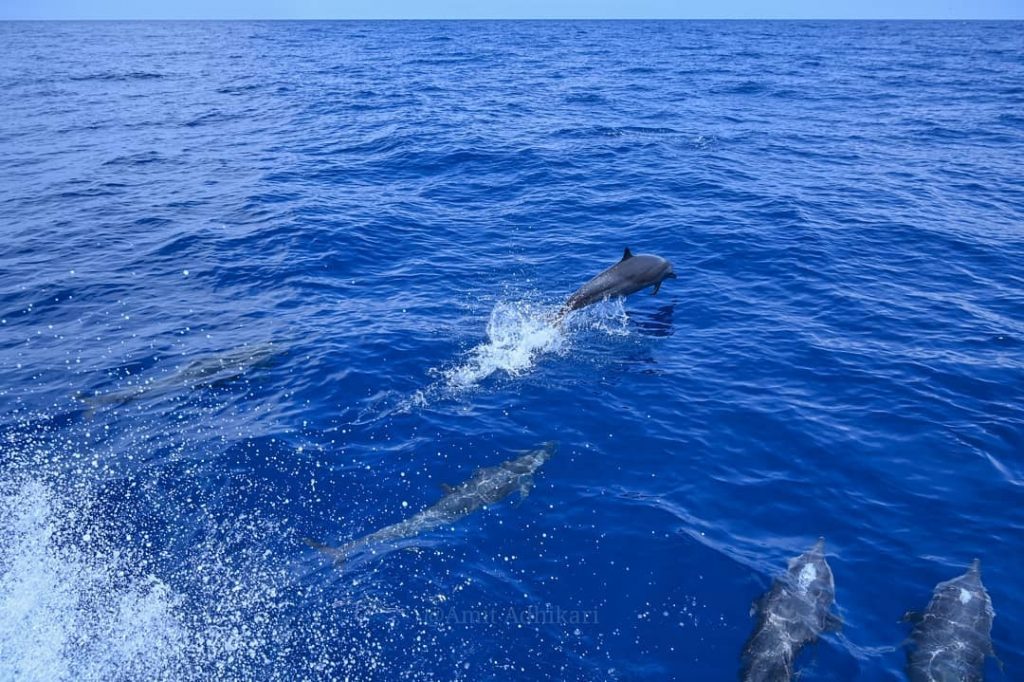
left=0, top=20, right=1021, bottom=681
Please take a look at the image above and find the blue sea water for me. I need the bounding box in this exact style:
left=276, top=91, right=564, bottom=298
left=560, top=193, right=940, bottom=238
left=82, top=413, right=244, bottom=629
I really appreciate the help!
left=1, top=19, right=1023, bottom=681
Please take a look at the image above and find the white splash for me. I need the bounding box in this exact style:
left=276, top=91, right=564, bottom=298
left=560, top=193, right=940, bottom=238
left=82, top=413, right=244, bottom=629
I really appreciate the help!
left=441, top=300, right=568, bottom=389
left=0, top=480, right=189, bottom=682
left=0, top=475, right=399, bottom=681
left=385, top=297, right=631, bottom=413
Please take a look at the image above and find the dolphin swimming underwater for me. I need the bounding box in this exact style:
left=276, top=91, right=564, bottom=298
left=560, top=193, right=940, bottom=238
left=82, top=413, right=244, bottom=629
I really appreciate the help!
left=560, top=248, right=676, bottom=317
left=308, top=442, right=555, bottom=567
left=740, top=538, right=841, bottom=682
left=78, top=342, right=282, bottom=414
left=905, top=559, right=996, bottom=682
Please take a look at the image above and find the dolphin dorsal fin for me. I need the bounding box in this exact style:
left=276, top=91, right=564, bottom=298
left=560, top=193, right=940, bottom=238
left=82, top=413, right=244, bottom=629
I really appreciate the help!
left=621, top=247, right=634, bottom=261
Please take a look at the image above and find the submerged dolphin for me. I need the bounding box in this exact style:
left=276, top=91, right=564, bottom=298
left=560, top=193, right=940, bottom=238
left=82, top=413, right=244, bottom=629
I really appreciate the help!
left=560, top=247, right=676, bottom=316
left=308, top=442, right=555, bottom=566
left=906, top=559, right=996, bottom=682
left=78, top=342, right=282, bottom=415
left=740, top=538, right=841, bottom=682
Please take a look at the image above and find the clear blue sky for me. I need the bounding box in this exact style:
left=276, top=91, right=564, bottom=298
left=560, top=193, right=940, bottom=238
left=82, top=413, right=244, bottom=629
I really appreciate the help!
left=3, top=0, right=1021, bottom=20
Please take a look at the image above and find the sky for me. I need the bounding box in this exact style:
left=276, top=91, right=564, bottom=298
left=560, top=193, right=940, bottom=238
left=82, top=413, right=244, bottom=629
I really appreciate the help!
left=2, top=0, right=1022, bottom=20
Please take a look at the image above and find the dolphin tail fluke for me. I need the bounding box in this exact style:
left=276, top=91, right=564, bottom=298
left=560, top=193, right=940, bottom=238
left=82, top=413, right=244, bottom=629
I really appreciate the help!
left=303, top=537, right=349, bottom=567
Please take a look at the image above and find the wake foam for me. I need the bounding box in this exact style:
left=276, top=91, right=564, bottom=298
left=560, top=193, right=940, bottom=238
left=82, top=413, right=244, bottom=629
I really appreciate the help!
left=0, top=473, right=406, bottom=681
left=0, top=479, right=190, bottom=681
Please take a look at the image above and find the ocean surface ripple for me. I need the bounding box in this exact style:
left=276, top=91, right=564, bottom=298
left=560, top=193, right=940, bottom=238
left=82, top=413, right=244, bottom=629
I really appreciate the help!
left=1, top=20, right=1022, bottom=681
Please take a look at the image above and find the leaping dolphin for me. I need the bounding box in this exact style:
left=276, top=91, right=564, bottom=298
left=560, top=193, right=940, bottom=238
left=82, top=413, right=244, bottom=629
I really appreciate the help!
left=307, top=442, right=555, bottom=567
left=905, top=559, right=996, bottom=682
left=740, top=538, right=841, bottom=682
left=560, top=247, right=676, bottom=317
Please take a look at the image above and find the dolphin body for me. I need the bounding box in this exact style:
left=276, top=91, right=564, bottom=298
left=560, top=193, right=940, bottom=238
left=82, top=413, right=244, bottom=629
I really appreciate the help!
left=740, top=538, right=841, bottom=682
left=80, top=342, right=281, bottom=411
left=309, top=443, right=555, bottom=566
left=561, top=248, right=676, bottom=315
left=906, top=560, right=995, bottom=682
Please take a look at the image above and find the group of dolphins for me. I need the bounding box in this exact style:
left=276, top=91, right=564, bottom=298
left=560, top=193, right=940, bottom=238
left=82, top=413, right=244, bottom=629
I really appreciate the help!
left=302, top=248, right=996, bottom=681
left=742, top=538, right=995, bottom=682
left=307, top=248, right=675, bottom=563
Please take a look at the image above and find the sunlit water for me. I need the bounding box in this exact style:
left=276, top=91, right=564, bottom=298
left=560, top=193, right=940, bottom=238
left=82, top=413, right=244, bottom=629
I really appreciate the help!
left=1, top=20, right=1022, bottom=681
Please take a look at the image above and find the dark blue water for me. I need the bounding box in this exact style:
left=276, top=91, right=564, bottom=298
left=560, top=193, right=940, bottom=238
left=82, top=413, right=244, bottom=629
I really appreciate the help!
left=1, top=20, right=1022, bottom=681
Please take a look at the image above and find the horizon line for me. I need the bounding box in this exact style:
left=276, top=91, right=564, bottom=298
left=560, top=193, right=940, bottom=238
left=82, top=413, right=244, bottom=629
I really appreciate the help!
left=2, top=17, right=1022, bottom=21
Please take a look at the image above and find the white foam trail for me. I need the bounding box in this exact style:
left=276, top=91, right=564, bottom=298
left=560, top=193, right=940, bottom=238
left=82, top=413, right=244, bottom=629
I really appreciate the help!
left=442, top=300, right=568, bottom=389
